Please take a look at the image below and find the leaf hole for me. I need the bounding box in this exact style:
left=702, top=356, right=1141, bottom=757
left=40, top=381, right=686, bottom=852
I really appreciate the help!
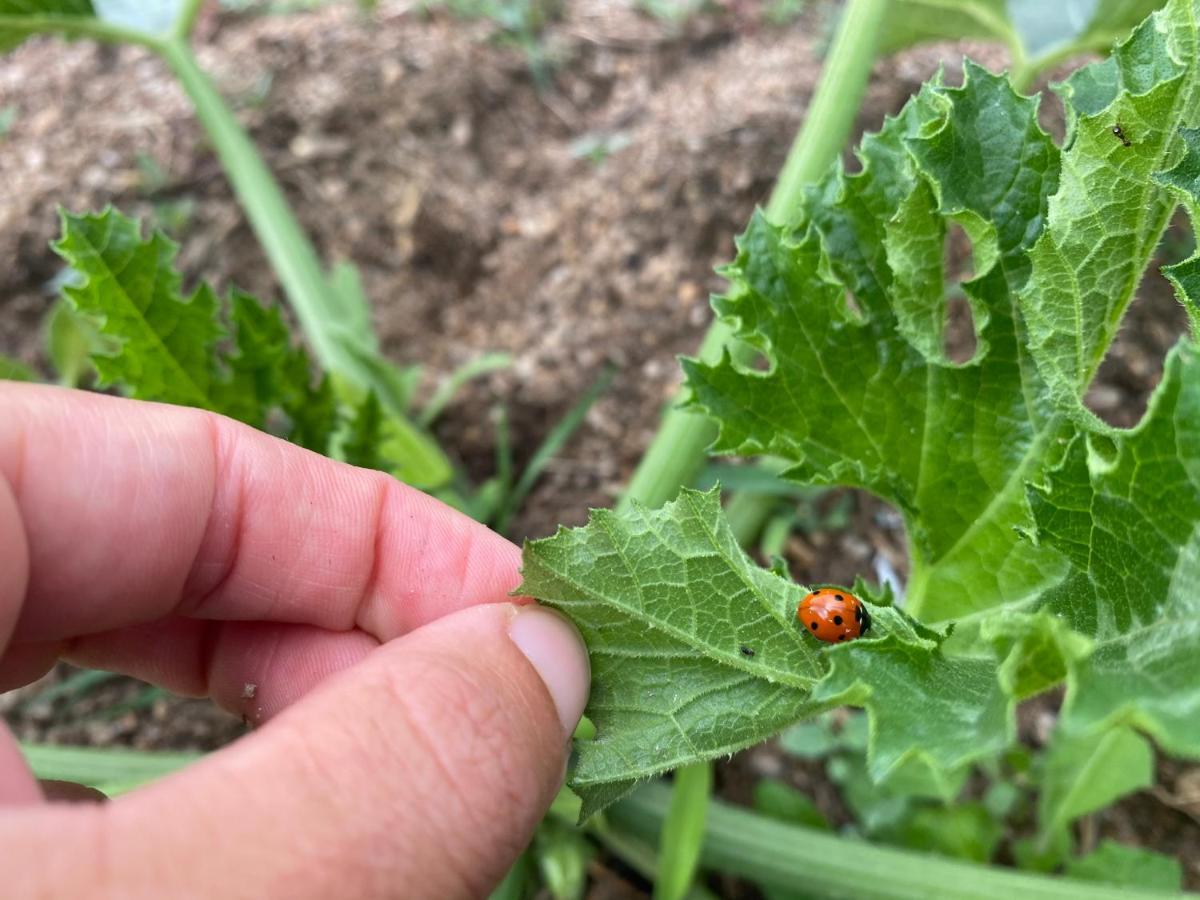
left=1083, top=214, right=1193, bottom=428
left=943, top=293, right=978, bottom=365
left=770, top=489, right=908, bottom=600
left=1086, top=432, right=1119, bottom=470
left=843, top=291, right=866, bottom=323
left=941, top=222, right=980, bottom=364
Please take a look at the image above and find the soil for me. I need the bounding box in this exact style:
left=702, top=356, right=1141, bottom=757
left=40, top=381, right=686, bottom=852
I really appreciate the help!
left=0, top=0, right=1195, bottom=893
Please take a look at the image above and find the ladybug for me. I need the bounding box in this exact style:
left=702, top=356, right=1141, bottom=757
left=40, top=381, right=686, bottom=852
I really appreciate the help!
left=797, top=588, right=871, bottom=643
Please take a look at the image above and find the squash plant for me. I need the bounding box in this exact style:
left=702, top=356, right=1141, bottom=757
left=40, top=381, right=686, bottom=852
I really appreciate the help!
left=521, top=0, right=1200, bottom=883
left=3, top=0, right=1200, bottom=897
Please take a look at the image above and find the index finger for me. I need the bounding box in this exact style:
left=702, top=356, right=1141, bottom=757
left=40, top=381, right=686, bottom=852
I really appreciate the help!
left=0, top=383, right=522, bottom=643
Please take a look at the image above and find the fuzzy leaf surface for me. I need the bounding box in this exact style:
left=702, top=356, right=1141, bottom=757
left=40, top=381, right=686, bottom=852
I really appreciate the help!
left=53, top=209, right=336, bottom=451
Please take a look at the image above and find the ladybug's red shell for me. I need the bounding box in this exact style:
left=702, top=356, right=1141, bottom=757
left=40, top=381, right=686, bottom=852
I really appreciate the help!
left=797, top=588, right=870, bottom=643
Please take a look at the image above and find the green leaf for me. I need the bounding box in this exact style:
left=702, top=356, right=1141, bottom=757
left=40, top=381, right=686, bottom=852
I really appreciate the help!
left=22, top=742, right=197, bottom=795
left=55, top=209, right=225, bottom=409
left=1022, top=11, right=1194, bottom=420
left=0, top=355, right=36, bottom=381
left=1037, top=727, right=1154, bottom=837
left=341, top=391, right=385, bottom=470
left=1030, top=342, right=1200, bottom=756
left=778, top=718, right=841, bottom=759
left=521, top=487, right=834, bottom=817
left=881, top=802, right=1003, bottom=863
left=419, top=351, right=513, bottom=427
left=54, top=208, right=338, bottom=452
left=684, top=61, right=1079, bottom=619
left=0, top=0, right=93, bottom=52
left=44, top=298, right=102, bottom=386
left=532, top=819, right=592, bottom=900
left=752, top=778, right=830, bottom=830
left=1065, top=840, right=1183, bottom=892
left=522, top=487, right=941, bottom=817
left=878, top=0, right=1166, bottom=69
left=1155, top=124, right=1200, bottom=332
left=813, top=634, right=1010, bottom=794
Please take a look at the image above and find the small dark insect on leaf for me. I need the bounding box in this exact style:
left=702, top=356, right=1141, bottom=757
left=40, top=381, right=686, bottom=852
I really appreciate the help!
left=740, top=645, right=756, bottom=657
left=1111, top=123, right=1132, bottom=147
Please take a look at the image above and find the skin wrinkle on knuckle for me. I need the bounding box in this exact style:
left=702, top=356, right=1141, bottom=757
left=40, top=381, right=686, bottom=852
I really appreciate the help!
left=178, top=411, right=237, bottom=615
left=353, top=472, right=394, bottom=633
left=368, top=669, right=494, bottom=897
left=366, top=650, right=548, bottom=892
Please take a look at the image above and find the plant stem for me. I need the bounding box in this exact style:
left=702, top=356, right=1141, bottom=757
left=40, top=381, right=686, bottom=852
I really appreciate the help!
left=766, top=0, right=887, bottom=226
left=157, top=38, right=345, bottom=372
left=0, top=14, right=161, bottom=48
left=611, top=782, right=1189, bottom=900
left=618, top=323, right=733, bottom=512
left=172, top=0, right=207, bottom=41
left=618, top=0, right=888, bottom=515
left=654, top=762, right=712, bottom=900
left=157, top=37, right=456, bottom=488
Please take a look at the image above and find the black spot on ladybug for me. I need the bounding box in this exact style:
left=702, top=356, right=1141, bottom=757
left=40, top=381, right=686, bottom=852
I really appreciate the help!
left=838, top=635, right=846, bottom=641
left=833, top=615, right=843, bottom=626
left=810, top=621, right=818, bottom=631
left=740, top=645, right=755, bottom=657
left=835, top=594, right=844, bottom=602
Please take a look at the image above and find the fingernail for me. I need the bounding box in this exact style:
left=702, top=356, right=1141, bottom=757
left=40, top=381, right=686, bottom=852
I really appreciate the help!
left=508, top=606, right=590, bottom=736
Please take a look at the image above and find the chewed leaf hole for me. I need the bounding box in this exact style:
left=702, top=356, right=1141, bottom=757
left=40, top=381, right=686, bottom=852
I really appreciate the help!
left=944, top=222, right=976, bottom=284
left=943, top=294, right=978, bottom=365
left=937, top=222, right=980, bottom=365
left=1084, top=216, right=1192, bottom=428
left=843, top=291, right=866, bottom=323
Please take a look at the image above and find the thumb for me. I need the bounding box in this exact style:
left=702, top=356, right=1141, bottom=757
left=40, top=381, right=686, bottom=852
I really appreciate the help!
left=6, top=603, right=590, bottom=900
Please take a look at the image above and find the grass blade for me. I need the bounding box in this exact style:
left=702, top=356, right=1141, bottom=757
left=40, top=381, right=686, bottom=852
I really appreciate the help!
left=654, top=762, right=712, bottom=900
left=419, top=352, right=514, bottom=427
left=22, top=743, right=199, bottom=795
left=493, top=363, right=615, bottom=533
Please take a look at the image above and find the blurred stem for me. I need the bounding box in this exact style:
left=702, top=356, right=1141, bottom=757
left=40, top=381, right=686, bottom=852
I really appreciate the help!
left=157, top=37, right=456, bottom=489
left=172, top=0, right=206, bottom=41
left=654, top=762, right=712, bottom=900
left=157, top=37, right=345, bottom=374
left=0, top=14, right=159, bottom=47
left=618, top=0, right=887, bottom=516
left=611, top=782, right=1179, bottom=900
left=765, top=0, right=886, bottom=226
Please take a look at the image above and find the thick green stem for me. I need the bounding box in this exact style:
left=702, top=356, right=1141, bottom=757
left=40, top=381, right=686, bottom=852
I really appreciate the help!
left=611, top=782, right=1188, bottom=900
left=618, top=0, right=888, bottom=514
left=766, top=0, right=887, bottom=226
left=157, top=37, right=455, bottom=489
left=158, top=38, right=346, bottom=372
left=618, top=323, right=733, bottom=512
left=172, top=0, right=207, bottom=41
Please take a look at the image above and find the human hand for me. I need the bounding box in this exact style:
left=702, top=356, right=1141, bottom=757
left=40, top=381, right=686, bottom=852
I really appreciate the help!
left=0, top=383, right=590, bottom=898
